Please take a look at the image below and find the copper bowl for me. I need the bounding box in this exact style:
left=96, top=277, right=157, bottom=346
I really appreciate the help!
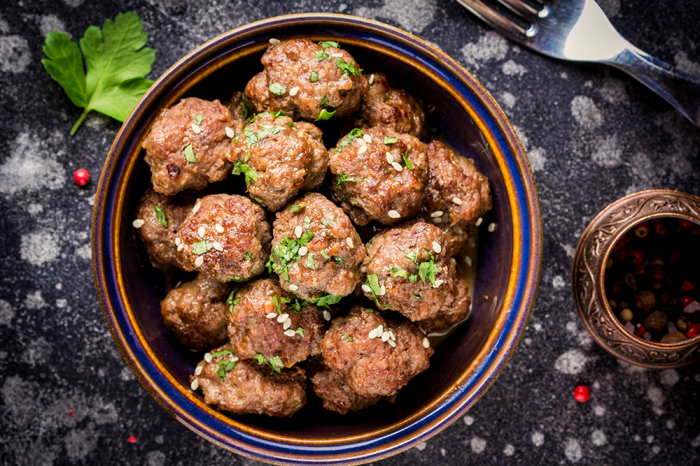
left=572, top=189, right=700, bottom=368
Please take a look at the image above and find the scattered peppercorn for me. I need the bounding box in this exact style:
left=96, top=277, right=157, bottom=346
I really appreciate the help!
left=126, top=436, right=138, bottom=444
left=74, top=168, right=90, bottom=186
left=573, top=385, right=590, bottom=402
left=69, top=409, right=73, bottom=417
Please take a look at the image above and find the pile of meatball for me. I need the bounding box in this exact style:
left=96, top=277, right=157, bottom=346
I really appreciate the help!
left=133, top=39, right=492, bottom=418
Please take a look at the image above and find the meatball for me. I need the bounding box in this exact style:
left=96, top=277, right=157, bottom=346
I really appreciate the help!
left=176, top=194, right=271, bottom=282
left=311, top=362, right=384, bottom=414
left=245, top=39, right=367, bottom=121
left=321, top=307, right=432, bottom=397
left=227, top=112, right=328, bottom=211
left=329, top=127, right=428, bottom=226
left=160, top=273, right=231, bottom=351
left=351, top=73, right=425, bottom=138
left=360, top=221, right=470, bottom=323
left=191, top=344, right=306, bottom=417
left=134, top=188, right=196, bottom=270
left=223, top=91, right=250, bottom=131
left=421, top=141, right=491, bottom=253
left=416, top=274, right=471, bottom=334
left=269, top=193, right=365, bottom=300
left=227, top=278, right=325, bottom=367
left=142, top=98, right=235, bottom=195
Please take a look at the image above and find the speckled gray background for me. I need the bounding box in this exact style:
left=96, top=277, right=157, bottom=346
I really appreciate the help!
left=1, top=0, right=700, bottom=465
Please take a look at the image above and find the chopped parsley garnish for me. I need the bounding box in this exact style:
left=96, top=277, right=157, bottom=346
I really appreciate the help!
left=243, top=252, right=252, bottom=261
left=231, top=154, right=258, bottom=187
left=318, top=40, right=339, bottom=48
left=194, top=113, right=203, bottom=125
left=244, top=123, right=285, bottom=148
left=409, top=274, right=418, bottom=283
left=211, top=349, right=234, bottom=358
left=315, top=49, right=331, bottom=61
left=270, top=110, right=287, bottom=117
left=310, top=70, right=319, bottom=82
left=320, top=250, right=331, bottom=260
left=241, top=93, right=248, bottom=119
left=365, top=308, right=374, bottom=313
left=418, top=253, right=439, bottom=286
left=192, top=241, right=213, bottom=255
left=286, top=121, right=295, bottom=127
left=336, top=172, right=356, bottom=186
left=217, top=359, right=237, bottom=381
left=482, top=142, right=489, bottom=152
left=255, top=353, right=284, bottom=374
left=405, top=251, right=418, bottom=262
left=332, top=256, right=345, bottom=265
left=288, top=297, right=308, bottom=313
left=268, top=82, right=286, bottom=95
left=336, top=128, right=364, bottom=152
left=388, top=266, right=408, bottom=279
left=320, top=95, right=329, bottom=107
left=266, top=232, right=315, bottom=281
left=295, top=327, right=305, bottom=337
left=365, top=274, right=381, bottom=296
left=321, top=217, right=335, bottom=226
left=226, top=289, right=241, bottom=314
left=250, top=195, right=264, bottom=204
left=403, top=154, right=413, bottom=170
left=272, top=295, right=282, bottom=314
left=183, top=144, right=196, bottom=163
left=316, top=108, right=336, bottom=121
left=306, top=252, right=316, bottom=270
left=340, top=334, right=353, bottom=342
left=335, top=59, right=361, bottom=76
left=306, top=293, right=343, bottom=310
left=303, top=216, right=311, bottom=230
left=415, top=295, right=422, bottom=299
left=383, top=137, right=398, bottom=145
left=290, top=205, right=304, bottom=213
left=154, top=206, right=168, bottom=227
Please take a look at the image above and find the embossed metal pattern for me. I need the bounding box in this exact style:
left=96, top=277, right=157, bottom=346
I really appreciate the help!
left=572, top=189, right=700, bottom=368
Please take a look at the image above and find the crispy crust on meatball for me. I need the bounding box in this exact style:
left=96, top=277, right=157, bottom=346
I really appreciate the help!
left=321, top=307, right=432, bottom=397
left=192, top=345, right=306, bottom=417
left=134, top=188, right=197, bottom=270
left=160, top=273, right=231, bottom=351
left=244, top=39, right=368, bottom=121
left=143, top=98, right=234, bottom=195
left=310, top=362, right=384, bottom=414
left=176, top=194, right=271, bottom=282
left=269, top=193, right=365, bottom=300
left=227, top=278, right=325, bottom=367
left=329, top=127, right=428, bottom=226
left=416, top=273, right=471, bottom=334
left=223, top=91, right=250, bottom=132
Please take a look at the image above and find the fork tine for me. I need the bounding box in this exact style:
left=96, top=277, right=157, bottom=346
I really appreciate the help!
left=496, top=0, right=544, bottom=22
left=455, top=0, right=528, bottom=40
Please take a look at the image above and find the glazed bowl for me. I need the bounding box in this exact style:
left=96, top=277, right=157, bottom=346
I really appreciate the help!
left=93, top=14, right=542, bottom=464
left=572, top=189, right=700, bottom=369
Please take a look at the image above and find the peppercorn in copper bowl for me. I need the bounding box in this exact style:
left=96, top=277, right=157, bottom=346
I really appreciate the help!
left=92, top=14, right=542, bottom=464
left=572, top=189, right=700, bottom=369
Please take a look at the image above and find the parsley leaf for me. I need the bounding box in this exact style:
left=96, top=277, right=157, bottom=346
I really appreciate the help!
left=250, top=195, right=265, bottom=204
left=383, top=137, right=398, bottom=145
left=340, top=334, right=353, bottom=342
left=319, top=40, right=339, bottom=48
left=254, top=353, right=284, bottom=374
left=366, top=274, right=381, bottom=296
left=241, top=93, right=249, bottom=119
left=290, top=205, right=304, bottom=213
left=244, top=123, right=285, bottom=148
left=320, top=250, right=331, bottom=260
left=320, top=95, right=329, bottom=107
left=306, top=293, right=343, bottom=310
left=336, top=128, right=364, bottom=152
left=184, top=144, right=196, bottom=163
left=288, top=298, right=308, bottom=313
left=321, top=217, right=335, bottom=226
left=303, top=216, right=312, bottom=230
left=154, top=206, right=167, bottom=227
left=41, top=12, right=156, bottom=136
left=388, top=266, right=408, bottom=279
left=295, top=327, right=305, bottom=337
left=409, top=274, right=418, bottom=283
left=418, top=253, right=439, bottom=286
left=192, top=241, right=212, bottom=255
left=315, top=49, right=331, bottom=61
left=316, top=108, right=336, bottom=121
left=226, top=289, right=241, bottom=314
left=482, top=142, right=489, bottom=153
left=335, top=59, right=362, bottom=76
left=403, top=154, right=413, bottom=170
left=336, top=172, right=357, bottom=186
left=332, top=256, right=345, bottom=265
left=306, top=252, right=316, bottom=270
left=211, top=349, right=234, bottom=358
left=269, top=82, right=286, bottom=95
left=194, top=113, right=203, bottom=125
left=310, top=70, right=319, bottom=82
left=216, top=359, right=237, bottom=381
left=231, top=157, right=258, bottom=187
left=272, top=295, right=282, bottom=314
left=267, top=233, right=316, bottom=281
left=244, top=252, right=252, bottom=261
left=405, top=251, right=418, bottom=262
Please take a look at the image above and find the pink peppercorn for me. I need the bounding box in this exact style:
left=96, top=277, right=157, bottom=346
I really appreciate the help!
left=74, top=168, right=90, bottom=186
left=573, top=385, right=590, bottom=402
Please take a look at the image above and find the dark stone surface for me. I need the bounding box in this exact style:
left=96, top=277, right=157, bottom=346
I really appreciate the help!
left=1, top=0, right=700, bottom=464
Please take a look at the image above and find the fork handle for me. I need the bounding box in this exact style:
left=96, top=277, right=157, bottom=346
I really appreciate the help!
left=605, top=47, right=700, bottom=126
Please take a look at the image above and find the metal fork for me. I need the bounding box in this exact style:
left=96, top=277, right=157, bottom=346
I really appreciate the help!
left=455, top=0, right=700, bottom=127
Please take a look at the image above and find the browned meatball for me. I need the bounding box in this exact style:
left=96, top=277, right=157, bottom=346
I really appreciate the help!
left=360, top=221, right=470, bottom=323
left=226, top=112, right=328, bottom=211
left=133, top=188, right=196, bottom=270
left=321, top=307, right=432, bottom=397
left=191, top=345, right=306, bottom=418
left=142, top=98, right=235, bottom=195
left=160, top=273, right=231, bottom=351
left=223, top=91, right=250, bottom=132
left=311, top=362, right=384, bottom=414
left=227, top=278, right=325, bottom=367
left=351, top=73, right=425, bottom=138
left=421, top=141, right=491, bottom=253
left=329, top=127, right=428, bottom=226
left=269, top=193, right=365, bottom=300
left=176, top=194, right=271, bottom=282
left=245, top=39, right=367, bottom=121
left=416, top=274, right=471, bottom=334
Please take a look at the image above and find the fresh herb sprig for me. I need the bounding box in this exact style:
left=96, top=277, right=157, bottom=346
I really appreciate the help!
left=266, top=232, right=315, bottom=281
left=255, top=353, right=284, bottom=374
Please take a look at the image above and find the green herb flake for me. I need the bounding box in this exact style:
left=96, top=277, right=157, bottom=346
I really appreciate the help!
left=319, top=40, right=339, bottom=48
left=366, top=274, right=381, bottom=296
left=418, top=253, right=439, bottom=286
left=290, top=205, right=304, bottom=213
left=241, top=93, right=248, bottom=119
left=295, top=327, right=305, bottom=337
left=316, top=108, right=336, bottom=121
left=320, top=250, right=331, bottom=260
left=336, top=128, right=365, bottom=152
left=211, top=349, right=234, bottom=358
left=405, top=251, right=418, bottom=262
left=154, top=206, right=168, bottom=227
left=340, top=334, right=353, bottom=342
left=303, top=216, right=312, bottom=230
left=482, top=142, right=489, bottom=153
left=271, top=110, right=287, bottom=117
left=335, top=59, right=362, bottom=76
left=332, top=256, right=345, bottom=265
left=288, top=298, right=307, bottom=313
left=315, top=49, right=331, bottom=61
left=310, top=70, right=319, bottom=82
left=254, top=353, right=265, bottom=365
left=251, top=195, right=265, bottom=204
left=184, top=144, right=196, bottom=163
left=226, top=289, right=241, bottom=314
left=409, top=274, right=418, bottom=283
left=286, top=121, right=295, bottom=127
left=321, top=217, right=335, bottom=226
left=269, top=82, right=286, bottom=95
left=192, top=241, right=213, bottom=255
left=266, top=232, right=316, bottom=282
left=244, top=252, right=252, bottom=261
left=388, top=266, right=408, bottom=279
left=403, top=154, right=413, bottom=170
left=365, top=308, right=374, bottom=313
left=244, top=123, right=285, bottom=148
left=194, top=113, right=203, bottom=125
left=217, top=358, right=238, bottom=381
left=310, top=294, right=343, bottom=310
left=306, top=252, right=316, bottom=270
left=336, top=172, right=357, bottom=186
left=320, top=95, right=329, bottom=107
left=254, top=353, right=283, bottom=374
left=415, top=295, right=422, bottom=299
left=272, top=295, right=282, bottom=314
left=383, top=137, right=398, bottom=145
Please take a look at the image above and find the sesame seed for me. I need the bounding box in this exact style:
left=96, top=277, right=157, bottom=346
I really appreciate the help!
left=191, top=124, right=201, bottom=134
left=225, top=127, right=234, bottom=138
left=357, top=138, right=367, bottom=147
left=376, top=325, right=383, bottom=335
left=283, top=318, right=292, bottom=330
left=284, top=329, right=296, bottom=337
left=430, top=211, right=443, bottom=218
left=289, top=86, right=300, bottom=96
left=346, top=237, right=354, bottom=248
left=331, top=52, right=343, bottom=58
left=475, top=218, right=483, bottom=226
left=177, top=244, right=184, bottom=252
left=488, top=223, right=496, bottom=232
left=433, top=217, right=443, bottom=224
left=175, top=237, right=181, bottom=246
left=368, top=329, right=377, bottom=339
left=323, top=310, right=331, bottom=321
left=294, top=225, right=302, bottom=238
left=452, top=197, right=463, bottom=205
left=194, top=256, right=204, bottom=267
left=465, top=256, right=473, bottom=267
left=195, top=365, right=203, bottom=376
left=361, top=284, right=371, bottom=293
left=452, top=226, right=463, bottom=234
left=388, top=210, right=401, bottom=219
left=298, top=246, right=307, bottom=256
left=386, top=153, right=394, bottom=164
left=381, top=331, right=390, bottom=342
left=190, top=379, right=199, bottom=390
left=369, top=74, right=375, bottom=85
left=204, top=353, right=212, bottom=363
left=197, top=226, right=206, bottom=238
left=432, top=241, right=442, bottom=254
left=215, top=223, right=224, bottom=233
left=388, top=339, right=396, bottom=348
left=357, top=145, right=368, bottom=155
left=212, top=241, right=223, bottom=251
left=267, top=312, right=277, bottom=319
left=434, top=279, right=444, bottom=288
left=423, top=337, right=430, bottom=348
left=363, top=134, right=372, bottom=143
left=192, top=202, right=201, bottom=214
left=289, top=284, right=299, bottom=291
left=380, top=284, right=386, bottom=295
left=269, top=38, right=280, bottom=44
left=389, top=330, right=396, bottom=341
left=277, top=313, right=289, bottom=323
left=391, top=162, right=403, bottom=172
left=132, top=219, right=145, bottom=228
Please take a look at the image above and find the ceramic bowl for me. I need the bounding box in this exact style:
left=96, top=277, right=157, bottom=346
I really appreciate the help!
left=92, top=13, right=542, bottom=464
left=572, top=189, right=700, bottom=369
